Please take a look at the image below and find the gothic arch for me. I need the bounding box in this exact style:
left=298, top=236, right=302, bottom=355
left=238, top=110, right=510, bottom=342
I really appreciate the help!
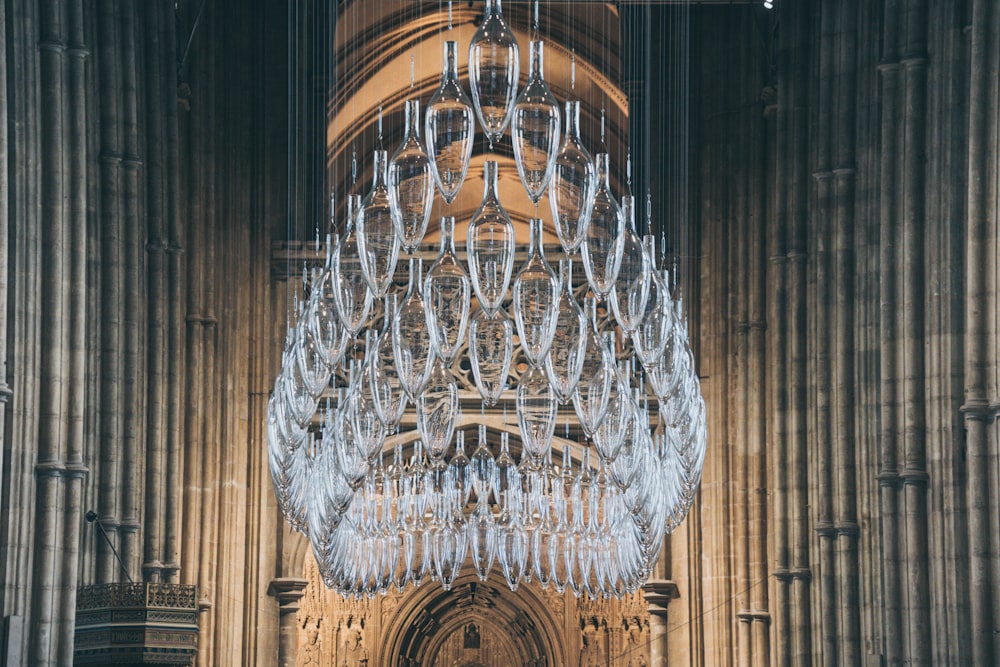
left=326, top=2, right=630, bottom=224
left=378, top=571, right=567, bottom=666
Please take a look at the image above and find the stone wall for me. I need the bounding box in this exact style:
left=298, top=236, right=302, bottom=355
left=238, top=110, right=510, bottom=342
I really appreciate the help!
left=664, top=2, right=1000, bottom=665
left=2, top=1, right=998, bottom=666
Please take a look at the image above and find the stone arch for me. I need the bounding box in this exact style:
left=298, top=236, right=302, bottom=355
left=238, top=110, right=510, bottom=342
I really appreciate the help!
left=378, top=571, right=566, bottom=667
left=286, top=526, right=312, bottom=579
left=327, top=2, right=631, bottom=223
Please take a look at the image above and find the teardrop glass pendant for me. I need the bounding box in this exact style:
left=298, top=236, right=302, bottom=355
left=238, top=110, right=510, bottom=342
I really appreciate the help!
left=633, top=255, right=674, bottom=369
left=335, top=393, right=371, bottom=490
left=423, top=216, right=472, bottom=364
left=393, top=258, right=434, bottom=400
left=451, top=431, right=474, bottom=506
left=610, top=195, right=651, bottom=333
left=468, top=307, right=513, bottom=405
left=369, top=297, right=408, bottom=431
left=468, top=0, right=519, bottom=145
left=581, top=153, right=624, bottom=298
left=467, top=161, right=516, bottom=315
left=333, top=194, right=374, bottom=333
left=389, top=99, right=435, bottom=253
left=511, top=40, right=561, bottom=203
left=468, top=501, right=497, bottom=580
left=426, top=40, right=475, bottom=204
left=572, top=309, right=615, bottom=437
left=308, top=243, right=350, bottom=369
left=295, top=305, right=330, bottom=398
left=350, top=361, right=387, bottom=462
left=592, top=374, right=630, bottom=464
left=432, top=514, right=466, bottom=590
left=417, top=357, right=459, bottom=461
left=358, top=149, right=401, bottom=297
left=471, top=424, right=498, bottom=502
left=550, top=100, right=596, bottom=254
left=512, top=219, right=561, bottom=367
left=544, top=260, right=588, bottom=403
left=516, top=366, right=558, bottom=462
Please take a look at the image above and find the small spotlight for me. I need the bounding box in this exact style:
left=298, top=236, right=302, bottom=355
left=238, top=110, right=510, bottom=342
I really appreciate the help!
left=763, top=0, right=774, bottom=8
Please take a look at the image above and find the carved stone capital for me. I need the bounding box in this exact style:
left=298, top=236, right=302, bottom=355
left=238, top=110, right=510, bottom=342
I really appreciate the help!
left=268, top=577, right=309, bottom=616
left=642, top=580, right=679, bottom=620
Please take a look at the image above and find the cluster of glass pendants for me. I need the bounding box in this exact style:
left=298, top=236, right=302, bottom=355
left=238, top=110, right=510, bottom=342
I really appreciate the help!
left=267, top=0, right=706, bottom=599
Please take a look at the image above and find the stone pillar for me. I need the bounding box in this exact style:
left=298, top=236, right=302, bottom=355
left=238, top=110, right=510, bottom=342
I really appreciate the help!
left=642, top=580, right=678, bottom=666
left=268, top=577, right=308, bottom=667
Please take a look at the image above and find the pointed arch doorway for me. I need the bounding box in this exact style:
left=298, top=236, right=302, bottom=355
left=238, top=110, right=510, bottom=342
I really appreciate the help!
left=381, top=572, right=564, bottom=666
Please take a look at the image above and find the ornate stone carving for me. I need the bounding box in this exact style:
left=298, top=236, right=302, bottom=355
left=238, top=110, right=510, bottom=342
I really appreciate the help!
left=300, top=615, right=323, bottom=667
left=337, top=626, right=368, bottom=666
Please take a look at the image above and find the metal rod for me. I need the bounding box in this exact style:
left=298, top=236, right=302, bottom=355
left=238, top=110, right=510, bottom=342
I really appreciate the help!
left=87, top=511, right=134, bottom=583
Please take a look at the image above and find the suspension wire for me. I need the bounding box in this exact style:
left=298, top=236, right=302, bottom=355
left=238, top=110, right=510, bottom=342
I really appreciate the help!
left=349, top=0, right=357, bottom=188
left=410, top=0, right=416, bottom=95
left=286, top=0, right=294, bottom=322
left=332, top=0, right=339, bottom=232
left=312, top=0, right=321, bottom=253
left=625, top=0, right=632, bottom=198
left=644, top=1, right=652, bottom=238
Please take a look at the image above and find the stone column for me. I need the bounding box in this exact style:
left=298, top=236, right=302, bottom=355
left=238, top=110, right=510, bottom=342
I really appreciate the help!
left=642, top=580, right=678, bottom=666
left=964, top=2, right=1000, bottom=663
left=268, top=578, right=308, bottom=667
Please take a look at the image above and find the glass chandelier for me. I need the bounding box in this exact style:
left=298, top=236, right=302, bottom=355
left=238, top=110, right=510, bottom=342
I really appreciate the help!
left=267, top=0, right=706, bottom=600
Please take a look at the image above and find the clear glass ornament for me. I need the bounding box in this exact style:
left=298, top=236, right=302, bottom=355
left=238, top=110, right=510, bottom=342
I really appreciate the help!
left=593, top=370, right=630, bottom=464
left=358, top=149, right=401, bottom=297
left=494, top=432, right=519, bottom=502
left=513, top=219, right=561, bottom=366
left=497, top=496, right=528, bottom=590
left=531, top=512, right=554, bottom=588
left=309, top=237, right=350, bottom=369
left=432, top=512, right=466, bottom=591
left=633, top=260, right=674, bottom=369
left=416, top=357, right=459, bottom=461
left=335, top=388, right=371, bottom=490
left=511, top=40, right=561, bottom=203
left=581, top=153, right=624, bottom=298
left=516, top=366, right=558, bottom=462
left=369, top=297, right=408, bottom=431
left=548, top=528, right=574, bottom=594
left=350, top=358, right=387, bottom=462
left=273, top=375, right=306, bottom=449
left=295, top=309, right=331, bottom=399
left=389, top=99, right=435, bottom=253
left=281, top=341, right=318, bottom=428
left=549, top=100, right=595, bottom=254
left=610, top=195, right=651, bottom=333
left=467, top=161, right=515, bottom=315
left=451, top=431, right=473, bottom=506
left=572, top=308, right=615, bottom=437
left=468, top=307, right=513, bottom=405
left=333, top=194, right=373, bottom=333
left=423, top=216, right=471, bottom=363
left=544, top=260, right=588, bottom=403
left=393, top=258, right=434, bottom=400
left=468, top=0, right=519, bottom=146
left=426, top=40, right=475, bottom=204
left=471, top=424, right=498, bottom=502
left=468, top=500, right=497, bottom=580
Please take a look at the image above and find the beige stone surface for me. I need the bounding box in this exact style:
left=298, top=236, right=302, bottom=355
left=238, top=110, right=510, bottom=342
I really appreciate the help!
left=1, top=1, right=998, bottom=666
